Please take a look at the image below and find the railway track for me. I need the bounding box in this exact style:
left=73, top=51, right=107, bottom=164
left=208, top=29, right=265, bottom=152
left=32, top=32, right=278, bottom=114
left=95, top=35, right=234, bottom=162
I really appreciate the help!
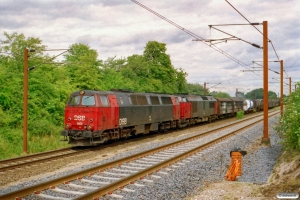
left=0, top=147, right=91, bottom=172
left=0, top=111, right=272, bottom=173
left=0, top=110, right=279, bottom=200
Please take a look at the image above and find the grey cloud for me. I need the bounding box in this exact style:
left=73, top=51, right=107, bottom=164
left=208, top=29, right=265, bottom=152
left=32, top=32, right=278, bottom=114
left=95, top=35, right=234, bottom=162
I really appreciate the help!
left=0, top=0, right=299, bottom=96
left=0, top=17, right=25, bottom=29
left=76, top=34, right=94, bottom=45
left=0, top=0, right=131, bottom=28
left=93, top=28, right=191, bottom=50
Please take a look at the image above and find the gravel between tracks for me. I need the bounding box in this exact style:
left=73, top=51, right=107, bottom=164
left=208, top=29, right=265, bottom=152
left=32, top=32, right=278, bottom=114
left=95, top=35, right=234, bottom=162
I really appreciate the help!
left=0, top=113, right=282, bottom=200
left=101, top=115, right=281, bottom=200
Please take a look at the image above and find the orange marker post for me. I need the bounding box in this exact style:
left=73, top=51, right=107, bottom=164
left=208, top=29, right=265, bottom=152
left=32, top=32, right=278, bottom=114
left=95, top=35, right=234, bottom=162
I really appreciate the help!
left=225, top=149, right=247, bottom=181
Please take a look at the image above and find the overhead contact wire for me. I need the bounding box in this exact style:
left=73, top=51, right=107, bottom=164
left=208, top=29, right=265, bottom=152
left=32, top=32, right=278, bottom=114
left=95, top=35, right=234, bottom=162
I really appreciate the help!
left=225, top=0, right=287, bottom=78
left=29, top=49, right=69, bottom=70
left=131, top=0, right=256, bottom=73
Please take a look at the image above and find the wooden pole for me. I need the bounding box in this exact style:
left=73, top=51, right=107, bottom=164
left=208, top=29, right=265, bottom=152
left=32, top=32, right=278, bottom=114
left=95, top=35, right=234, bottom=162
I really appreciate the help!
left=204, top=82, right=206, bottom=95
left=23, top=48, right=28, bottom=153
left=262, top=21, right=270, bottom=145
left=280, top=60, right=283, bottom=117
left=289, top=77, right=292, bottom=95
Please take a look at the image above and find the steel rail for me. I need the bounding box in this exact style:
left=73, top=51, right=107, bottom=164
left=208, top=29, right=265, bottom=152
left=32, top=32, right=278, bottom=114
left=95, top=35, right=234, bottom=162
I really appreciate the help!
left=0, top=110, right=279, bottom=200
left=0, top=147, right=76, bottom=164
left=0, top=148, right=88, bottom=172
left=0, top=149, right=88, bottom=172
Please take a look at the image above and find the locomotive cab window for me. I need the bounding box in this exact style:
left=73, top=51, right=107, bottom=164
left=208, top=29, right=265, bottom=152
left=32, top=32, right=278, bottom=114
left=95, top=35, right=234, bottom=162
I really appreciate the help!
left=82, top=95, right=95, bottom=106
left=100, top=96, right=110, bottom=106
left=68, top=96, right=80, bottom=105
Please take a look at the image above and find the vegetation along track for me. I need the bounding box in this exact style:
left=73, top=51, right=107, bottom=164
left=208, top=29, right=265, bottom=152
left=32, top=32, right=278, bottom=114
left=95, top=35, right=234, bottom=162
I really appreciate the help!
left=0, top=110, right=279, bottom=200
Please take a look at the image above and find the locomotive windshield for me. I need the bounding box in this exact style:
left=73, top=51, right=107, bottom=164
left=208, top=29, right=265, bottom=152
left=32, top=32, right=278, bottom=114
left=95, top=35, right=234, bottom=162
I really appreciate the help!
left=82, top=95, right=95, bottom=105
left=68, top=96, right=80, bottom=105
left=68, top=95, right=95, bottom=106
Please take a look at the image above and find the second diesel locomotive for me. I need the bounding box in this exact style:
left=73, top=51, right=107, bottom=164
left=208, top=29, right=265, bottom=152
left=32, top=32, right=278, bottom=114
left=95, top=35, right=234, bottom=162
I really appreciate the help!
left=61, top=90, right=279, bottom=146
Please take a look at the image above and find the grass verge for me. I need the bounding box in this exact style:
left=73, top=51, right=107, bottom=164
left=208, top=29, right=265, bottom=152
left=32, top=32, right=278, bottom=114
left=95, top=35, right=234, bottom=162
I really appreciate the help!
left=0, top=127, right=70, bottom=160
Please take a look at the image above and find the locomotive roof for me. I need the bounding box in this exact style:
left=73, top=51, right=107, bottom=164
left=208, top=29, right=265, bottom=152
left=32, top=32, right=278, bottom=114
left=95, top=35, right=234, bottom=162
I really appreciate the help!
left=70, top=90, right=112, bottom=95
left=70, top=90, right=175, bottom=97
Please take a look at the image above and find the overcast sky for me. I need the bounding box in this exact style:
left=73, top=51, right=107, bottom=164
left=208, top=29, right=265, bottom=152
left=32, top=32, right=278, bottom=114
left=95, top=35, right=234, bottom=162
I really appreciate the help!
left=1, top=0, right=299, bottom=96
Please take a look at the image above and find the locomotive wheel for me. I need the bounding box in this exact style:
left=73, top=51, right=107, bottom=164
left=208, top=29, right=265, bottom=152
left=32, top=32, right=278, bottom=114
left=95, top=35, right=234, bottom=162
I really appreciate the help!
left=159, top=124, right=165, bottom=133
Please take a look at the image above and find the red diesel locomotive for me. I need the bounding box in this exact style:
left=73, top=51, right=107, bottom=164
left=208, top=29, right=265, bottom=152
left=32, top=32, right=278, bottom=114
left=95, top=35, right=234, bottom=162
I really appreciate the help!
left=61, top=90, right=278, bottom=146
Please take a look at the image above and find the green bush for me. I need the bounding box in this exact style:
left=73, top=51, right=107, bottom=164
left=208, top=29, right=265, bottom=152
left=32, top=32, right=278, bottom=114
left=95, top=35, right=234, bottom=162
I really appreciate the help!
left=236, top=111, right=244, bottom=119
left=0, top=128, right=23, bottom=159
left=276, top=86, right=300, bottom=151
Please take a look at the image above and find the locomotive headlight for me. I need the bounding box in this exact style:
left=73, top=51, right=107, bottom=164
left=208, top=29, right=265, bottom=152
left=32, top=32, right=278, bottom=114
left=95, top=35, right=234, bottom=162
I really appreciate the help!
left=68, top=117, right=71, bottom=121
left=65, top=123, right=72, bottom=129
left=87, top=125, right=93, bottom=130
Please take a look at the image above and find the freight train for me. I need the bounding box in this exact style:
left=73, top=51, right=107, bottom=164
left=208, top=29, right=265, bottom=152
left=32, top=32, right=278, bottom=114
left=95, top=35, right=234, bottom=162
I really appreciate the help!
left=61, top=90, right=279, bottom=146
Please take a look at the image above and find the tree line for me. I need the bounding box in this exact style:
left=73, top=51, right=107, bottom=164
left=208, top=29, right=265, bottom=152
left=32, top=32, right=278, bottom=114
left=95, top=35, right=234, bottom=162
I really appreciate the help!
left=0, top=32, right=279, bottom=138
